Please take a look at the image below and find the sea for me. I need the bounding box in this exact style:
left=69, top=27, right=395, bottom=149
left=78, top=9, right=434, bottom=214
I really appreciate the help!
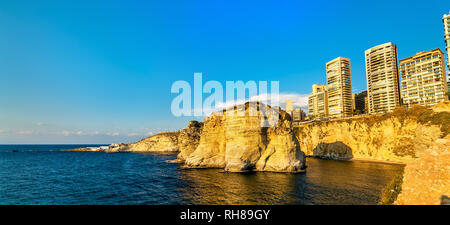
left=0, top=144, right=404, bottom=205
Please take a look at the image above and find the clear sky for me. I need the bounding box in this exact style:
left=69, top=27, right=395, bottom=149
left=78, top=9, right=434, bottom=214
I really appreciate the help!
left=1, top=0, right=449, bottom=144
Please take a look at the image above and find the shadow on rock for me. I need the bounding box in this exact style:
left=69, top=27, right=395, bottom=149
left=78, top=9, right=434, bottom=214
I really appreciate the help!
left=313, top=141, right=353, bottom=160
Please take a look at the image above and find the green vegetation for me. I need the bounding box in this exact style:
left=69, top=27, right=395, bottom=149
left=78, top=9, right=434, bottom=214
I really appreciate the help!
left=379, top=172, right=404, bottom=205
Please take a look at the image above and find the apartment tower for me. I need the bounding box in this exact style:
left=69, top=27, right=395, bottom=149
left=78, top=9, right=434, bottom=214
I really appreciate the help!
left=352, top=93, right=356, bottom=111
left=292, top=108, right=305, bottom=122
left=443, top=13, right=450, bottom=78
left=399, top=49, right=448, bottom=107
left=308, top=84, right=328, bottom=119
left=365, top=42, right=401, bottom=113
left=285, top=99, right=293, bottom=116
left=326, top=57, right=353, bottom=118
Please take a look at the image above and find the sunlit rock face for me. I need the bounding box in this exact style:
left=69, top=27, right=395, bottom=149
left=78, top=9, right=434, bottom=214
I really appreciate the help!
left=108, top=132, right=180, bottom=152
left=177, top=121, right=203, bottom=161
left=395, top=135, right=450, bottom=205
left=107, top=121, right=203, bottom=153
left=183, top=102, right=306, bottom=173
left=129, top=132, right=180, bottom=152
left=294, top=102, right=449, bottom=163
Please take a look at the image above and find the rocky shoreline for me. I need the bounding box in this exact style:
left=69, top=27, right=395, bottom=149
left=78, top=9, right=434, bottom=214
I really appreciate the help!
left=69, top=101, right=449, bottom=204
left=71, top=102, right=306, bottom=173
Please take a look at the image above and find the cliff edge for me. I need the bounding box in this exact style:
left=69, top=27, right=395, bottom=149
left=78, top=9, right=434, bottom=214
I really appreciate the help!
left=183, top=102, right=306, bottom=173
left=107, top=121, right=202, bottom=153
left=294, top=103, right=449, bottom=163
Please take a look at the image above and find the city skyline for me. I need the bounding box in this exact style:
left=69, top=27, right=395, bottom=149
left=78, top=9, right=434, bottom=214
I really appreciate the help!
left=1, top=1, right=449, bottom=143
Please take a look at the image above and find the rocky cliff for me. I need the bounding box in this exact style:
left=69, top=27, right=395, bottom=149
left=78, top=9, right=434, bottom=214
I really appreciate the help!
left=107, top=131, right=180, bottom=152
left=177, top=121, right=203, bottom=160
left=183, top=102, right=306, bottom=172
left=107, top=121, right=203, bottom=153
left=294, top=104, right=449, bottom=163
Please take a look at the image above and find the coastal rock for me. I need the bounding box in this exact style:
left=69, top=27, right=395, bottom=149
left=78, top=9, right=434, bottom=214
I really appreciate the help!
left=177, top=121, right=203, bottom=161
left=184, top=113, right=226, bottom=168
left=312, top=142, right=353, bottom=160
left=105, top=121, right=203, bottom=153
left=129, top=132, right=180, bottom=152
left=394, top=135, right=450, bottom=205
left=294, top=103, right=449, bottom=163
left=183, top=102, right=306, bottom=172
left=107, top=132, right=180, bottom=152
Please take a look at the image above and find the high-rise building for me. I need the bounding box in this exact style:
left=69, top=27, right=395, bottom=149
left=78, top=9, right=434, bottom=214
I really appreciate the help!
left=443, top=13, right=450, bottom=78
left=448, top=80, right=450, bottom=93
left=355, top=90, right=367, bottom=113
left=292, top=108, right=305, bottom=122
left=285, top=99, right=293, bottom=115
left=400, top=48, right=448, bottom=107
left=365, top=42, right=401, bottom=114
left=308, top=84, right=328, bottom=119
left=364, top=96, right=368, bottom=113
left=326, top=57, right=353, bottom=118
left=352, top=93, right=356, bottom=111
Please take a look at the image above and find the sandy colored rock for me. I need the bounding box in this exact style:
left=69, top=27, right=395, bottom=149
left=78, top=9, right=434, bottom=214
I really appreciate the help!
left=183, top=102, right=306, bottom=172
left=105, top=120, right=203, bottom=153
left=312, top=142, right=353, bottom=160
left=394, top=135, right=450, bottom=205
left=432, top=100, right=450, bottom=113
left=177, top=120, right=203, bottom=161
left=107, top=132, right=180, bottom=152
left=294, top=109, right=446, bottom=163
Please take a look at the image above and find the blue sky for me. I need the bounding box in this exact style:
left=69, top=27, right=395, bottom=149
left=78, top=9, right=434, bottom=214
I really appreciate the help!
left=0, top=0, right=449, bottom=144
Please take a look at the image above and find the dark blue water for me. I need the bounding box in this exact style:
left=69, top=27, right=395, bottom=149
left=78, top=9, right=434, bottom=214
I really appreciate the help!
left=0, top=145, right=404, bottom=205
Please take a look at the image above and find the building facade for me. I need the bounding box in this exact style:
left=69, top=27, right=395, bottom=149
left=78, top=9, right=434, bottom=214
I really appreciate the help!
left=352, top=93, right=356, bottom=111
left=355, top=90, right=367, bottom=114
left=443, top=13, right=450, bottom=78
left=365, top=42, right=401, bottom=114
left=400, top=48, right=448, bottom=107
left=364, top=96, right=368, bottom=113
left=292, top=108, right=306, bottom=122
left=308, top=84, right=328, bottom=119
left=326, top=57, right=353, bottom=118
left=285, top=99, right=293, bottom=116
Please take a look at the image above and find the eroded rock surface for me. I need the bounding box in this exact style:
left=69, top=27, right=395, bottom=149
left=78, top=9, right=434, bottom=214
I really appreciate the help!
left=294, top=103, right=449, bottom=163
left=183, top=102, right=306, bottom=172
left=394, top=136, right=450, bottom=205
left=177, top=121, right=203, bottom=161
left=108, top=132, right=180, bottom=152
left=106, top=120, right=203, bottom=153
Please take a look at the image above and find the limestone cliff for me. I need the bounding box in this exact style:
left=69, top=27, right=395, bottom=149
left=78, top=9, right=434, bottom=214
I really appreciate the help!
left=394, top=135, right=450, bottom=205
left=177, top=121, right=203, bottom=160
left=183, top=102, right=306, bottom=172
left=108, top=131, right=180, bottom=152
left=294, top=104, right=449, bottom=163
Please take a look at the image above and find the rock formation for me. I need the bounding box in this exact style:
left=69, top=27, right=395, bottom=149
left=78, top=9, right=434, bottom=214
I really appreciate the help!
left=105, top=121, right=203, bottom=153
left=394, top=135, right=450, bottom=205
left=294, top=103, right=449, bottom=163
left=107, top=131, right=180, bottom=152
left=183, top=102, right=306, bottom=172
left=177, top=120, right=203, bottom=161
